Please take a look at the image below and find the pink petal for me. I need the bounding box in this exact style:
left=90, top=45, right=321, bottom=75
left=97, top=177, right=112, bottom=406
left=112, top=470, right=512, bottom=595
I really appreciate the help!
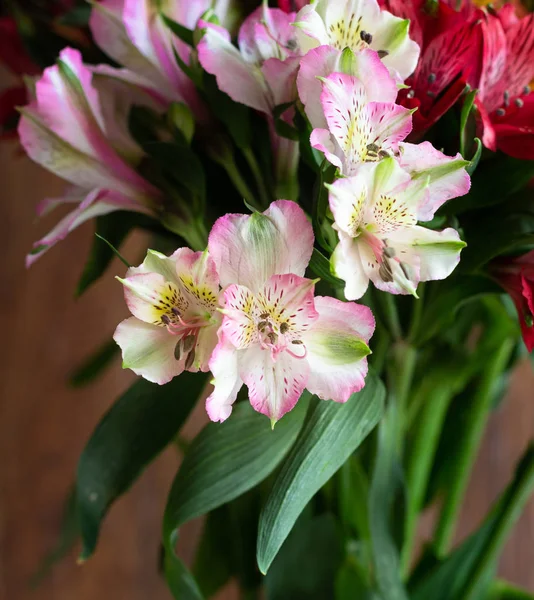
left=303, top=296, right=374, bottom=402
left=398, top=141, right=471, bottom=220
left=208, top=200, right=314, bottom=291
left=114, top=317, right=185, bottom=384
left=298, top=46, right=398, bottom=129
left=240, top=344, right=309, bottom=422
left=220, top=284, right=258, bottom=349
left=198, top=22, right=271, bottom=113
left=206, top=337, right=243, bottom=422
left=310, top=127, right=343, bottom=170
left=26, top=189, right=142, bottom=267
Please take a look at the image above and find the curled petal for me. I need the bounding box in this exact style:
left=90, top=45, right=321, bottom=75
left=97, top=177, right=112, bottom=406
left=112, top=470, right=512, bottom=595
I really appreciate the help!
left=331, top=234, right=370, bottom=301
left=114, top=317, right=185, bottom=384
left=388, top=225, right=466, bottom=283
left=303, top=296, right=374, bottom=402
left=208, top=200, right=314, bottom=291
left=398, top=142, right=471, bottom=220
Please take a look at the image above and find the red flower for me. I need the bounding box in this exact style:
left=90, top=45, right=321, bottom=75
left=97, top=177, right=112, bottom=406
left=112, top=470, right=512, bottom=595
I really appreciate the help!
left=277, top=0, right=308, bottom=12
left=476, top=5, right=534, bottom=159
left=491, top=251, right=534, bottom=352
left=382, top=0, right=485, bottom=136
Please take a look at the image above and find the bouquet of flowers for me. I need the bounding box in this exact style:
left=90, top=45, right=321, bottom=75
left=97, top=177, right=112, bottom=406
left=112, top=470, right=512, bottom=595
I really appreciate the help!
left=4, top=0, right=534, bottom=597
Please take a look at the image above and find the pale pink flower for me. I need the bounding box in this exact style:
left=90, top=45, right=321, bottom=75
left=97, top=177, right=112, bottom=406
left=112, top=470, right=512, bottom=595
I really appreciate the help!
left=297, top=45, right=399, bottom=131
left=89, top=0, right=212, bottom=117
left=114, top=248, right=222, bottom=384
left=309, top=71, right=413, bottom=175
left=198, top=6, right=301, bottom=114
left=205, top=201, right=375, bottom=424
left=18, top=48, right=161, bottom=266
left=329, top=157, right=468, bottom=299
left=293, top=0, right=420, bottom=81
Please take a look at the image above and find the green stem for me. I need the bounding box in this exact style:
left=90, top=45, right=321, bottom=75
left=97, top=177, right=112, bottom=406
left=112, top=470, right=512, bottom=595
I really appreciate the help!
left=242, top=147, right=271, bottom=208
left=433, top=338, right=515, bottom=556
left=182, top=218, right=209, bottom=251
left=401, top=384, right=454, bottom=576
left=380, top=292, right=403, bottom=341
left=464, top=445, right=534, bottom=600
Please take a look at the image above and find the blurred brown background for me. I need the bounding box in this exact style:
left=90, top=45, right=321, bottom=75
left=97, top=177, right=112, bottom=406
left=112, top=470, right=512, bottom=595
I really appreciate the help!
left=1, top=93, right=534, bottom=599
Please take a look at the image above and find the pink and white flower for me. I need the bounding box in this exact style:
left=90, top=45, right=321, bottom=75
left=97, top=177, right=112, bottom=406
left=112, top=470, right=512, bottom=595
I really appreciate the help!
left=328, top=157, right=468, bottom=299
left=89, top=0, right=212, bottom=118
left=293, top=0, right=420, bottom=81
left=205, top=200, right=375, bottom=424
left=198, top=6, right=301, bottom=115
left=114, top=248, right=222, bottom=384
left=18, top=48, right=161, bottom=266
left=310, top=71, right=413, bottom=175
left=297, top=45, right=398, bottom=130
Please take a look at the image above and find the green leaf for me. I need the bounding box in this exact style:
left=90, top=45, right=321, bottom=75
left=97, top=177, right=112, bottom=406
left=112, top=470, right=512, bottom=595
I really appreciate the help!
left=164, top=397, right=308, bottom=531
left=76, top=373, right=207, bottom=560
left=411, top=275, right=501, bottom=345
left=460, top=90, right=478, bottom=158
left=76, top=212, right=141, bottom=296
left=265, top=514, right=344, bottom=600
left=161, top=14, right=194, bottom=46
left=168, top=102, right=195, bottom=144
left=410, top=445, right=534, bottom=600
left=308, top=248, right=344, bottom=288
left=69, top=339, right=119, bottom=388
left=193, top=507, right=233, bottom=598
left=163, top=398, right=309, bottom=599
left=467, top=138, right=483, bottom=176
left=336, top=559, right=380, bottom=600
left=488, top=580, right=534, bottom=600
left=369, top=401, right=409, bottom=600
left=257, top=373, right=385, bottom=574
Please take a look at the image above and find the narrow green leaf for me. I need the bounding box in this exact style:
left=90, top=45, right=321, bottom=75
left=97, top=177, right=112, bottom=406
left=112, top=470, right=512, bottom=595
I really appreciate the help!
left=161, top=14, right=194, bottom=46
left=460, top=90, right=478, bottom=157
left=369, top=402, right=409, bottom=600
left=411, top=445, right=534, bottom=600
left=163, top=398, right=308, bottom=600
left=257, top=373, right=385, bottom=574
left=164, top=396, right=309, bottom=531
left=69, top=339, right=119, bottom=388
left=467, top=138, right=483, bottom=176
left=488, top=580, right=534, bottom=600
left=77, top=373, right=207, bottom=560
left=265, top=514, right=344, bottom=600
left=308, top=248, right=344, bottom=288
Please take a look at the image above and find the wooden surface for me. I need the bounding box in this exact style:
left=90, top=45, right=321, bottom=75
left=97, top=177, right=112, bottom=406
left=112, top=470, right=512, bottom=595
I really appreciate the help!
left=1, top=136, right=534, bottom=599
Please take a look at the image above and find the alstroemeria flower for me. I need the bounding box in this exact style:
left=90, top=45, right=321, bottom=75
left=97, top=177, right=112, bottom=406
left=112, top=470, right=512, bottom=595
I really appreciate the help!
left=114, top=248, right=222, bottom=384
left=89, top=0, right=215, bottom=118
left=297, top=45, right=398, bottom=130
left=491, top=250, right=534, bottom=352
left=206, top=200, right=375, bottom=423
left=476, top=5, right=534, bottom=159
left=198, top=6, right=301, bottom=114
left=329, top=158, right=467, bottom=299
left=310, top=71, right=413, bottom=175
left=18, top=48, right=161, bottom=265
left=294, top=0, right=420, bottom=81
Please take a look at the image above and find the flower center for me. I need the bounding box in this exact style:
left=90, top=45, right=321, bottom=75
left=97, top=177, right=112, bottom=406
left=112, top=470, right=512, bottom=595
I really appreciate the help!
left=254, top=310, right=307, bottom=360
